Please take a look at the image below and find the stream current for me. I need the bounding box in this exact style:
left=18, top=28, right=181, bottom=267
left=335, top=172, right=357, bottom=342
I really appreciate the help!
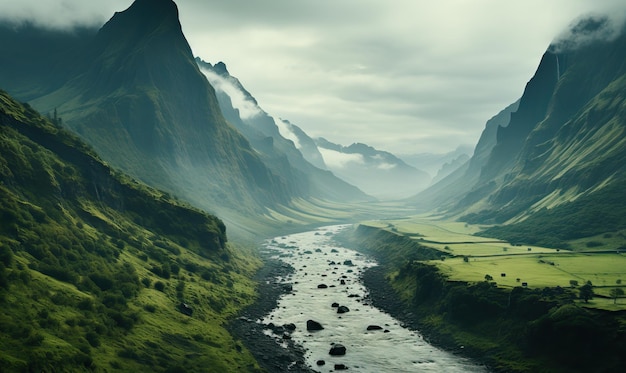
left=259, top=225, right=487, bottom=372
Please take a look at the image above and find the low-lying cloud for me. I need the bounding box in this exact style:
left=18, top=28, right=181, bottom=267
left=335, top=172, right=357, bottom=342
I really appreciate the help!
left=317, top=147, right=364, bottom=169
left=199, top=66, right=262, bottom=120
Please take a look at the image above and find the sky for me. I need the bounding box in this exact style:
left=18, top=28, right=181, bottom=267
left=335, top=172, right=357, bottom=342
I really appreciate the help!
left=1, top=0, right=625, bottom=155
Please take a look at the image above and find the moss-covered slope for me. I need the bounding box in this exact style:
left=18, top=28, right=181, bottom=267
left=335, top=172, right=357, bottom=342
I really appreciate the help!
left=0, top=90, right=262, bottom=372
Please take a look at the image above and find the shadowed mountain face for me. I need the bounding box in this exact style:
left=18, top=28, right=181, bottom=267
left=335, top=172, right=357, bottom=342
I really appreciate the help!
left=0, top=0, right=303, bottom=220
left=412, top=16, right=626, bottom=245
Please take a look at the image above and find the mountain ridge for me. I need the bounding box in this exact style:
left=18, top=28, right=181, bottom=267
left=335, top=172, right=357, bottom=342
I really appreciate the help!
left=411, top=15, right=626, bottom=246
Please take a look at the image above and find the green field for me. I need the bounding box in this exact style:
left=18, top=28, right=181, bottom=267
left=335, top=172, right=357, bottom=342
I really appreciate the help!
left=361, top=216, right=626, bottom=310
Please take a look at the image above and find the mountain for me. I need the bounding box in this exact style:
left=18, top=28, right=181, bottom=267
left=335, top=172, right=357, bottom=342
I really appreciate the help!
left=431, top=153, right=470, bottom=184
left=409, top=101, right=519, bottom=211
left=0, top=0, right=319, bottom=236
left=400, top=145, right=473, bottom=178
left=0, top=90, right=261, bottom=371
left=275, top=118, right=328, bottom=170
left=414, top=15, right=626, bottom=246
left=196, top=59, right=371, bottom=203
left=315, top=138, right=430, bottom=199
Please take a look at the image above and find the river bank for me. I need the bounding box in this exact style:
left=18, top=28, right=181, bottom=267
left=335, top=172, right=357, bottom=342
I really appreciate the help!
left=227, top=254, right=314, bottom=373
left=360, top=265, right=487, bottom=365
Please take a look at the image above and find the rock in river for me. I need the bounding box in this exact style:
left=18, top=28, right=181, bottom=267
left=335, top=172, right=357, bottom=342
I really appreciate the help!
left=329, top=344, right=347, bottom=356
left=307, top=320, right=324, bottom=331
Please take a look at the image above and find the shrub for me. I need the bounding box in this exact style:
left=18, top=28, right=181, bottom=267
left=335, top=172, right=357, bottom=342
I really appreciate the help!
left=154, top=281, right=165, bottom=292
left=141, top=277, right=151, bottom=287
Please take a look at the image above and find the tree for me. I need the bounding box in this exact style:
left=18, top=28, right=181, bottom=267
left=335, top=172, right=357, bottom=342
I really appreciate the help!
left=484, top=274, right=493, bottom=282
left=610, top=288, right=624, bottom=304
left=579, top=284, right=594, bottom=303
left=569, top=280, right=579, bottom=287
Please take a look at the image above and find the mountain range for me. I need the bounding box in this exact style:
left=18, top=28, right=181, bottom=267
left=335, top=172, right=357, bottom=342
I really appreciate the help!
left=0, top=0, right=376, bottom=241
left=411, top=15, right=626, bottom=246
left=195, top=59, right=372, bottom=204
left=314, top=138, right=431, bottom=199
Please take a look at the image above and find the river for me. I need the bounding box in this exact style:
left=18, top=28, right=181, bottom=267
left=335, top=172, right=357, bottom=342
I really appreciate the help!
left=259, top=225, right=487, bottom=372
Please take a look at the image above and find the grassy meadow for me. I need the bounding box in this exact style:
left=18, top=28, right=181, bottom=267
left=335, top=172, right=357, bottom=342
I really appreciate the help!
left=361, top=215, right=626, bottom=310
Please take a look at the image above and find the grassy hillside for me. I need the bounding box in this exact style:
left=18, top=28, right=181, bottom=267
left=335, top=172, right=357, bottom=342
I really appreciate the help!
left=345, top=218, right=626, bottom=372
left=0, top=90, right=263, bottom=372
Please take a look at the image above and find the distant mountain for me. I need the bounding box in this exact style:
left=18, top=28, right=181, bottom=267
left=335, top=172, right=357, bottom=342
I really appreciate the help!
left=315, top=138, right=430, bottom=199
left=414, top=15, right=626, bottom=246
left=400, top=145, right=473, bottom=177
left=431, top=153, right=470, bottom=184
left=196, top=59, right=370, bottom=203
left=0, top=90, right=260, bottom=371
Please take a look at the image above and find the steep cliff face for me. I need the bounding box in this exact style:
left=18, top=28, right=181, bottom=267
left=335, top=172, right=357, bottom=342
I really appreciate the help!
left=474, top=19, right=626, bottom=223
left=413, top=16, right=626, bottom=241
left=1, top=0, right=294, bottom=218
left=409, top=100, right=519, bottom=211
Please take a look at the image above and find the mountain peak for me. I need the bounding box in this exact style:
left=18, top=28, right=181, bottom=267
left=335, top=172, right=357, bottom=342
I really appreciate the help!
left=213, top=61, right=230, bottom=76
left=125, top=0, right=179, bottom=22
left=101, top=0, right=181, bottom=38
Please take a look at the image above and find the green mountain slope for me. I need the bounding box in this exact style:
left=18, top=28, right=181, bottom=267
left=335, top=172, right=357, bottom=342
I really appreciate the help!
left=2, top=0, right=291, bottom=223
left=0, top=90, right=262, bottom=372
left=414, top=16, right=626, bottom=245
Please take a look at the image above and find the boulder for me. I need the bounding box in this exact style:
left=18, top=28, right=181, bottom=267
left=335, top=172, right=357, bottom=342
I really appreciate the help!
left=316, top=360, right=326, bottom=366
left=317, top=284, right=328, bottom=289
left=367, top=325, right=383, bottom=331
left=178, top=302, right=193, bottom=316
left=306, top=320, right=324, bottom=331
left=329, top=344, right=347, bottom=356
left=331, top=302, right=340, bottom=308
left=337, top=305, right=350, bottom=314
left=343, top=260, right=354, bottom=266
left=334, top=363, right=348, bottom=370
left=283, top=323, right=296, bottom=331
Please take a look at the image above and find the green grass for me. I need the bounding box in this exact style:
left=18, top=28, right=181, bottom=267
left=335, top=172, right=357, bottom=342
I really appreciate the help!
left=361, top=216, right=626, bottom=310
left=0, top=90, right=264, bottom=372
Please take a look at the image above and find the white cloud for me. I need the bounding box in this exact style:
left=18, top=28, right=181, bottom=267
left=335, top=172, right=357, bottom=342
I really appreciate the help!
left=274, top=118, right=301, bottom=149
left=199, top=66, right=262, bottom=120
left=376, top=162, right=396, bottom=171
left=317, top=147, right=364, bottom=169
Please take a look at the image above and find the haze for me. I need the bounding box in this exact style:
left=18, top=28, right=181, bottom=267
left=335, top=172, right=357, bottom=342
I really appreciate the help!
left=1, top=0, right=625, bottom=154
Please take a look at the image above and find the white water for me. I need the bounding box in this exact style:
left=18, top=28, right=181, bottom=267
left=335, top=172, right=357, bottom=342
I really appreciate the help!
left=260, top=225, right=487, bottom=372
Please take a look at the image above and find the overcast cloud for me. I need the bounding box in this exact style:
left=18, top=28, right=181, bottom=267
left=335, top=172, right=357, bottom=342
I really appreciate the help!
left=1, top=0, right=625, bottom=154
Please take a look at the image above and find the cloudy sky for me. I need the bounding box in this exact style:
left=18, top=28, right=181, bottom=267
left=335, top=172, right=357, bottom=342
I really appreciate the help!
left=1, top=0, right=625, bottom=154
